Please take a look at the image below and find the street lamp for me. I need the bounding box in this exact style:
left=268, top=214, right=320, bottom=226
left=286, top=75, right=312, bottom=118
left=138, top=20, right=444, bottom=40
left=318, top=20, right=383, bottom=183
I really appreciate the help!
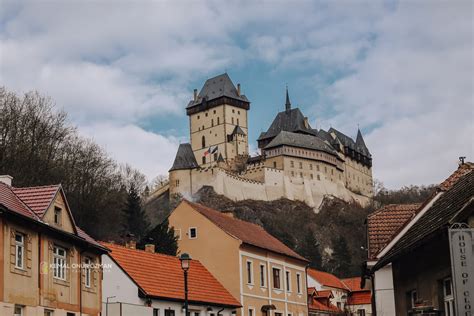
left=180, top=253, right=192, bottom=316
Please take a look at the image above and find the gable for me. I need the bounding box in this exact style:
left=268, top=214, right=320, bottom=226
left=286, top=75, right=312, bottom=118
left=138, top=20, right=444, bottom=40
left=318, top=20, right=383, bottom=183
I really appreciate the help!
left=42, top=189, right=76, bottom=234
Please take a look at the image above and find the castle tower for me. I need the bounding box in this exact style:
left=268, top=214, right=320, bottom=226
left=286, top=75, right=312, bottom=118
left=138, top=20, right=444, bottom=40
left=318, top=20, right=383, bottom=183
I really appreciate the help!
left=186, top=73, right=250, bottom=166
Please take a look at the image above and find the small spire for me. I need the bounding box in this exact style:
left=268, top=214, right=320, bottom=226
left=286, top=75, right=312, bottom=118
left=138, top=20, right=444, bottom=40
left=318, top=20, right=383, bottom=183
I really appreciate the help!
left=285, top=85, right=291, bottom=111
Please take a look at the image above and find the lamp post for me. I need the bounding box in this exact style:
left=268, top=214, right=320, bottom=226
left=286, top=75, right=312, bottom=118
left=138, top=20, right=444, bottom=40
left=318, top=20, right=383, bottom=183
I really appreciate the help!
left=180, top=253, right=191, bottom=316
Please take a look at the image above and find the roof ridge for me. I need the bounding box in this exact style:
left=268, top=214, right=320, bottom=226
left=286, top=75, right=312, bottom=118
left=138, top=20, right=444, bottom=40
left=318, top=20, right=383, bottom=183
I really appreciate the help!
left=0, top=182, right=42, bottom=221
left=367, top=203, right=421, bottom=218
left=100, top=241, right=184, bottom=260
left=13, top=184, right=61, bottom=190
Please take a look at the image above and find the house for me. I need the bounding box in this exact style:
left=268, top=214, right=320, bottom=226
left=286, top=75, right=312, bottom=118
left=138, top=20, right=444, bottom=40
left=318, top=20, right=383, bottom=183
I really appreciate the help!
left=342, top=278, right=372, bottom=316
left=0, top=175, right=107, bottom=316
left=306, top=269, right=349, bottom=311
left=369, top=162, right=474, bottom=315
left=307, top=287, right=342, bottom=316
left=365, top=203, right=421, bottom=315
left=101, top=242, right=241, bottom=316
left=168, top=200, right=310, bottom=316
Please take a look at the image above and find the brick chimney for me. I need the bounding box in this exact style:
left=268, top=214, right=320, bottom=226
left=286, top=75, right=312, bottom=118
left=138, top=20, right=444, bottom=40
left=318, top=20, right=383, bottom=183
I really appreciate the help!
left=222, top=211, right=234, bottom=218
left=144, top=244, right=155, bottom=253
left=237, top=83, right=241, bottom=96
left=0, top=175, right=13, bottom=186
left=194, top=89, right=198, bottom=101
left=125, top=240, right=136, bottom=249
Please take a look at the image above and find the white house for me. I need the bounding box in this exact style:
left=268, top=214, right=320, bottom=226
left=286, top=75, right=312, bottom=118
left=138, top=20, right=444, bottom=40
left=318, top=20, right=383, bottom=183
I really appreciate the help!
left=307, top=268, right=349, bottom=312
left=101, top=242, right=241, bottom=316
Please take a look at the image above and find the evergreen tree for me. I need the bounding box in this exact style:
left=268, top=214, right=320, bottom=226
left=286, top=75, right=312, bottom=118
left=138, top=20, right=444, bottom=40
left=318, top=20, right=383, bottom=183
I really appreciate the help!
left=139, top=219, right=178, bottom=256
left=122, top=184, right=149, bottom=240
left=299, top=228, right=323, bottom=269
left=328, top=235, right=352, bottom=277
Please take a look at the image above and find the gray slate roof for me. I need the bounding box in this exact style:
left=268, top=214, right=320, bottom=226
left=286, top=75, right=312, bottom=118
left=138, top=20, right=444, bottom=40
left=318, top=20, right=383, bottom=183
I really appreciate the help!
left=169, top=143, right=198, bottom=171
left=258, top=108, right=315, bottom=141
left=329, top=127, right=371, bottom=157
left=264, top=131, right=338, bottom=156
left=375, top=168, right=474, bottom=269
left=187, top=73, right=248, bottom=108
left=356, top=129, right=370, bottom=155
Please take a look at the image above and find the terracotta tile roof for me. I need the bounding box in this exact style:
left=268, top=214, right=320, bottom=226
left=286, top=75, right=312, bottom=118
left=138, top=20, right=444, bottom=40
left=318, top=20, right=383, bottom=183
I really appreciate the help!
left=12, top=185, right=60, bottom=216
left=0, top=183, right=39, bottom=220
left=183, top=200, right=308, bottom=262
left=317, top=290, right=334, bottom=298
left=308, top=289, right=341, bottom=313
left=376, top=167, right=474, bottom=269
left=367, top=203, right=421, bottom=260
left=102, top=242, right=241, bottom=307
left=347, top=291, right=372, bottom=305
left=342, top=277, right=365, bottom=292
left=307, top=268, right=349, bottom=291
left=0, top=182, right=102, bottom=251
left=438, top=162, right=473, bottom=191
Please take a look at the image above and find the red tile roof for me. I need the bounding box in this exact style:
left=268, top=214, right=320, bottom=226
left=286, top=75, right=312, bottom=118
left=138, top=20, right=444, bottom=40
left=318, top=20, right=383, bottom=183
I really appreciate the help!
left=183, top=200, right=308, bottom=262
left=438, top=162, right=473, bottom=191
left=307, top=268, right=349, bottom=291
left=0, top=182, right=102, bottom=251
left=12, top=185, right=60, bottom=216
left=342, top=277, right=366, bottom=292
left=102, top=242, right=241, bottom=307
left=347, top=291, right=372, bottom=305
left=308, top=288, right=341, bottom=313
left=367, top=203, right=421, bottom=260
left=316, top=289, right=334, bottom=298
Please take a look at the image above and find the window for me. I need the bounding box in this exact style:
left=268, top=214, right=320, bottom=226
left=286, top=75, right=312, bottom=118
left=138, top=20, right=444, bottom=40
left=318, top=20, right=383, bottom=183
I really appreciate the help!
left=211, top=119, right=214, bottom=126
left=44, top=310, right=54, bottom=316
left=54, top=207, right=61, bottom=225
left=260, top=264, right=266, bottom=287
left=237, top=118, right=240, bottom=125
left=202, top=156, right=206, bottom=164
left=286, top=271, right=291, bottom=291
left=205, top=112, right=208, bottom=117
left=290, top=161, right=294, bottom=167
left=317, top=165, right=320, bottom=171
left=296, top=273, right=302, bottom=293
left=189, top=227, right=197, bottom=239
left=153, top=309, right=159, bottom=316
left=291, top=171, right=294, bottom=177
left=53, top=246, right=67, bottom=280
left=410, top=290, right=418, bottom=307
left=238, top=110, right=240, bottom=114
left=197, top=115, right=200, bottom=119
left=15, top=233, right=24, bottom=269
left=175, top=179, right=180, bottom=187
left=202, top=136, right=206, bottom=148
left=317, top=175, right=321, bottom=181
left=14, top=305, right=24, bottom=316
left=217, top=117, right=220, bottom=124
left=84, top=257, right=92, bottom=288
left=246, top=261, right=253, bottom=284
left=299, top=162, right=303, bottom=169
left=232, top=109, right=235, bottom=113
left=275, top=313, right=283, bottom=316
left=310, top=174, right=313, bottom=180
left=299, top=172, right=303, bottom=178
left=273, top=161, right=277, bottom=168
left=272, top=268, right=281, bottom=289
left=164, top=310, right=175, bottom=316
left=232, top=117, right=234, bottom=124
left=310, top=164, right=313, bottom=170
left=248, top=309, right=254, bottom=316
left=67, top=313, right=75, bottom=316
left=443, top=278, right=454, bottom=316
left=357, top=310, right=366, bottom=316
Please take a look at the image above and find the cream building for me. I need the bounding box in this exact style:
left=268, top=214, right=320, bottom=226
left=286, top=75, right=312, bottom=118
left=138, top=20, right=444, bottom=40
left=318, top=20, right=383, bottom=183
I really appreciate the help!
left=162, top=73, right=373, bottom=209
left=0, top=175, right=106, bottom=316
left=168, top=200, right=309, bottom=316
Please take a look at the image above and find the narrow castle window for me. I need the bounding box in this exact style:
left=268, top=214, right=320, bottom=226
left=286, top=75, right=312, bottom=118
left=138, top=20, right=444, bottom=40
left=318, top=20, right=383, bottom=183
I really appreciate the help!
left=273, top=161, right=277, bottom=168
left=202, top=156, right=206, bottom=164
left=211, top=119, right=214, bottom=127
left=197, top=115, right=200, bottom=119
left=205, top=112, right=208, bottom=117
left=290, top=161, right=294, bottom=168
left=232, top=109, right=235, bottom=113
left=237, top=118, right=240, bottom=125
left=310, top=174, right=314, bottom=180
left=317, top=175, right=321, bottom=180
left=217, top=117, right=220, bottom=124
left=299, top=162, right=303, bottom=169
left=232, top=117, right=234, bottom=124
left=213, top=110, right=216, bottom=114
left=202, top=136, right=206, bottom=148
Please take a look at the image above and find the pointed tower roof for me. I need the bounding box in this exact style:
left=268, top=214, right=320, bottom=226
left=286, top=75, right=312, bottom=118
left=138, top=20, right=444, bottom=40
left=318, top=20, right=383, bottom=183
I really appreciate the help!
left=356, top=128, right=370, bottom=155
left=285, top=86, right=291, bottom=111
left=169, top=143, right=199, bottom=171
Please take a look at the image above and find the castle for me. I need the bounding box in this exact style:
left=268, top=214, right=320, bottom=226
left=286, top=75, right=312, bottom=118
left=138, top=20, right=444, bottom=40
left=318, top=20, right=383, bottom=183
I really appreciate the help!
left=164, top=73, right=373, bottom=208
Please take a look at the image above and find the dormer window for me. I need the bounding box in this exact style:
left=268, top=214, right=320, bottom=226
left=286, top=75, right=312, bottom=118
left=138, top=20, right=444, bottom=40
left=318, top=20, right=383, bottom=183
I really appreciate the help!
left=54, top=207, right=62, bottom=226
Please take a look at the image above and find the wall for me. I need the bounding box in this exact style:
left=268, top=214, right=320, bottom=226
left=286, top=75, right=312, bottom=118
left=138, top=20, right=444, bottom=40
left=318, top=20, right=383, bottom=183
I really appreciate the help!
left=392, top=233, right=451, bottom=315
left=373, top=264, right=396, bottom=316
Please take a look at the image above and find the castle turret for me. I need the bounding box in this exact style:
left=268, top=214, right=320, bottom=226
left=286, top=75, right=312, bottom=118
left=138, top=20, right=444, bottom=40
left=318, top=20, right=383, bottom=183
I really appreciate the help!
left=186, top=73, right=250, bottom=167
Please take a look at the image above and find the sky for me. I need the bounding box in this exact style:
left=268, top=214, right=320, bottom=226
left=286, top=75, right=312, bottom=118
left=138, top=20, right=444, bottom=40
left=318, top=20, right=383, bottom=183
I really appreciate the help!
left=0, top=0, right=472, bottom=189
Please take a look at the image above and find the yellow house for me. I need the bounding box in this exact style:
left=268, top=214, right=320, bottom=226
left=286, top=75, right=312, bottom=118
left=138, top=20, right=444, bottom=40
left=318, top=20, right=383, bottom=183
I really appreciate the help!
left=169, top=200, right=309, bottom=316
left=0, top=176, right=107, bottom=316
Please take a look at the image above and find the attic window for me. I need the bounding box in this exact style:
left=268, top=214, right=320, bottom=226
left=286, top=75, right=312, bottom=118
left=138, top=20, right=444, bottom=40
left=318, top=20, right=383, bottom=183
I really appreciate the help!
left=189, top=227, right=197, bottom=239
left=54, top=207, right=62, bottom=226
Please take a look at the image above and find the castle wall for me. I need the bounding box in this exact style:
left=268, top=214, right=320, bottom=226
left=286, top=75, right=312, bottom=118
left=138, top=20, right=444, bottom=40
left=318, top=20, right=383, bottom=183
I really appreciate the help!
left=343, top=158, right=373, bottom=196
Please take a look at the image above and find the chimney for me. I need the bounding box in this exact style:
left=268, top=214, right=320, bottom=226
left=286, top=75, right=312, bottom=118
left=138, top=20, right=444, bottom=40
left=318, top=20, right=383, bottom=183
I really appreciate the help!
left=125, top=240, right=136, bottom=249
left=304, top=117, right=309, bottom=129
left=144, top=244, right=155, bottom=253
left=237, top=83, right=241, bottom=96
left=193, top=89, right=198, bottom=101
left=0, top=175, right=13, bottom=186
left=222, top=211, right=234, bottom=218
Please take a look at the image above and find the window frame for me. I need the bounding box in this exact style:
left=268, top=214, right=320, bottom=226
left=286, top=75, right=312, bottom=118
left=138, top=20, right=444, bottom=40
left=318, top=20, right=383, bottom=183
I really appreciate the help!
left=259, top=263, right=266, bottom=288
left=246, top=260, right=253, bottom=285
left=54, top=207, right=62, bottom=225
left=14, top=232, right=25, bottom=270
left=84, top=257, right=92, bottom=288
left=272, top=267, right=281, bottom=290
left=189, top=227, right=197, bottom=239
left=285, top=270, right=291, bottom=292
left=53, top=245, right=67, bottom=281
left=14, top=305, right=24, bottom=316
left=296, top=272, right=302, bottom=294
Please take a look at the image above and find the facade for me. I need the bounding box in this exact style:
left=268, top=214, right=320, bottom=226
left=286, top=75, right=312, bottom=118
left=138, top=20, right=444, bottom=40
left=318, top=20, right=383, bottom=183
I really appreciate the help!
left=368, top=162, right=474, bottom=315
left=168, top=200, right=309, bottom=316
left=162, top=73, right=373, bottom=208
left=342, top=278, right=372, bottom=316
left=306, top=269, right=349, bottom=312
left=101, top=242, right=240, bottom=316
left=0, top=175, right=106, bottom=316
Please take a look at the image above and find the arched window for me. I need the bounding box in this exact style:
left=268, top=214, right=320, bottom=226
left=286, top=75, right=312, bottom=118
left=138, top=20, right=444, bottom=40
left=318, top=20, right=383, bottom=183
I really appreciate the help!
left=202, top=136, right=206, bottom=148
